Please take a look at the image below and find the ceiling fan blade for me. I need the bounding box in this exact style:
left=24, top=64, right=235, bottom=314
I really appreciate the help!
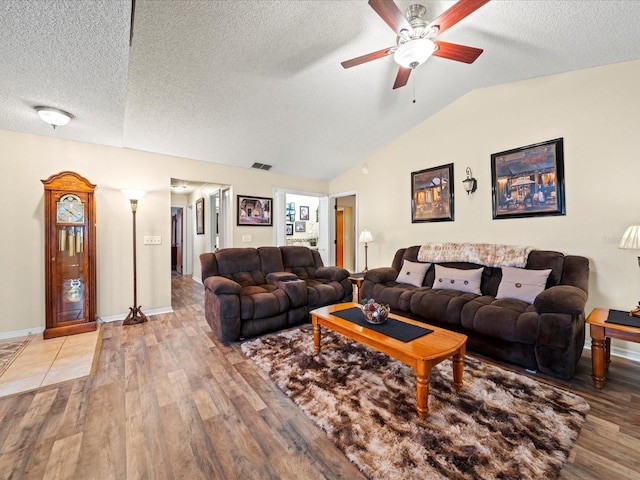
left=341, top=47, right=393, bottom=69
left=433, top=41, right=484, bottom=64
left=392, top=67, right=412, bottom=89
left=368, top=0, right=410, bottom=33
left=428, top=0, right=490, bottom=36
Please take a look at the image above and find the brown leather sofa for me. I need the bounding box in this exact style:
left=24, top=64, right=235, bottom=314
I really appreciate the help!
left=200, top=246, right=352, bottom=341
left=361, top=245, right=589, bottom=379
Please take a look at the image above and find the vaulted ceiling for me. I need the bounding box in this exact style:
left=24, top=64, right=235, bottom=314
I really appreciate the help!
left=2, top=1, right=640, bottom=181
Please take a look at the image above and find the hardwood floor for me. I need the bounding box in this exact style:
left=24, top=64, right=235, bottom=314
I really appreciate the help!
left=0, top=274, right=638, bottom=479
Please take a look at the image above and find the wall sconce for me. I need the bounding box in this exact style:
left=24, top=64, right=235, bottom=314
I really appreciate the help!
left=359, top=229, right=374, bottom=272
left=462, top=167, right=477, bottom=195
left=121, top=189, right=147, bottom=325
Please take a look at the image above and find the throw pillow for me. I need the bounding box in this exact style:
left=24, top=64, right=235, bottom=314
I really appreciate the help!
left=432, top=265, right=483, bottom=295
left=396, top=260, right=431, bottom=287
left=496, top=266, right=552, bottom=303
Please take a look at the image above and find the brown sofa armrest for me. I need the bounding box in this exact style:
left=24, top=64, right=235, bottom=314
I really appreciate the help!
left=266, top=273, right=307, bottom=309
left=315, top=266, right=349, bottom=282
left=534, top=285, right=587, bottom=315
left=365, top=267, right=398, bottom=284
left=203, top=276, right=241, bottom=296
left=266, top=272, right=300, bottom=283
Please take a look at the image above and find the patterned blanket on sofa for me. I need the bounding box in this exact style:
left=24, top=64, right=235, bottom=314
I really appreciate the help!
left=417, top=242, right=534, bottom=268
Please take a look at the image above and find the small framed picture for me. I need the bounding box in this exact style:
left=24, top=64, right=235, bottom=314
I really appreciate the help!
left=237, top=195, right=272, bottom=226
left=300, top=206, right=309, bottom=220
left=195, top=197, right=205, bottom=234
left=295, top=221, right=306, bottom=233
left=286, top=223, right=294, bottom=235
left=286, top=212, right=295, bottom=222
left=491, top=138, right=565, bottom=220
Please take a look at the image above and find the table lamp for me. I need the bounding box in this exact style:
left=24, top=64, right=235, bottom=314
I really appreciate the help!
left=619, top=224, right=640, bottom=316
left=359, top=229, right=374, bottom=272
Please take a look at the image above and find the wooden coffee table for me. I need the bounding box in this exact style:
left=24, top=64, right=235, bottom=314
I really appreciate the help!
left=310, top=303, right=467, bottom=419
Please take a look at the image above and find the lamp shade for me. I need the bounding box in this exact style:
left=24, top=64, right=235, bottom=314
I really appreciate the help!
left=393, top=38, right=436, bottom=69
left=121, top=189, right=146, bottom=201
left=359, top=229, right=374, bottom=244
left=619, top=225, right=640, bottom=249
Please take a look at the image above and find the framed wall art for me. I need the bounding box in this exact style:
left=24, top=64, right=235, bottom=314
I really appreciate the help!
left=286, top=223, right=294, bottom=235
left=300, top=205, right=309, bottom=220
left=491, top=138, right=565, bottom=220
left=237, top=195, right=272, bottom=226
left=195, top=197, right=205, bottom=234
left=295, top=221, right=306, bottom=233
left=411, top=163, right=454, bottom=223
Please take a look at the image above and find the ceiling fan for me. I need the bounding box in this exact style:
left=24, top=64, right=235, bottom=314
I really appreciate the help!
left=341, top=0, right=490, bottom=89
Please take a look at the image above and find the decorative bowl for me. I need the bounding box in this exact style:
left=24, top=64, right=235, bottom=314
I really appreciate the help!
left=361, top=299, right=390, bottom=325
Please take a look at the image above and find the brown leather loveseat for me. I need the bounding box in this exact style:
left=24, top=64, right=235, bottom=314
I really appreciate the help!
left=361, top=243, right=589, bottom=379
left=200, top=246, right=352, bottom=342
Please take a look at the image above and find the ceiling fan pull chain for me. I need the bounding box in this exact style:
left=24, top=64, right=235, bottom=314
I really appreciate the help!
left=413, top=73, right=417, bottom=104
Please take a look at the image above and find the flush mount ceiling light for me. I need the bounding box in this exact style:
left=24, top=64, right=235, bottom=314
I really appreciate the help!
left=35, top=106, right=74, bottom=129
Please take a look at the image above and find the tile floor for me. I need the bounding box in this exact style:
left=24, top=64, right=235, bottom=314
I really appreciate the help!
left=0, top=325, right=102, bottom=397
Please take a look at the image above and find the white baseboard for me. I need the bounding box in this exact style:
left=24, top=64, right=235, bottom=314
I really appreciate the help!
left=0, top=326, right=45, bottom=340
left=98, top=306, right=174, bottom=323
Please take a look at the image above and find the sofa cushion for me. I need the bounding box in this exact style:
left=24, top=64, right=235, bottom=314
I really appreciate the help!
left=432, top=265, right=483, bottom=294
left=280, top=246, right=317, bottom=279
left=215, top=248, right=266, bottom=286
left=461, top=299, right=539, bottom=344
left=496, top=267, right=552, bottom=303
left=239, top=285, right=289, bottom=320
left=396, top=260, right=430, bottom=287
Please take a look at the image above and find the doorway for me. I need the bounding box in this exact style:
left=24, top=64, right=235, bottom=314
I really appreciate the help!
left=334, top=195, right=355, bottom=272
left=171, top=207, right=183, bottom=274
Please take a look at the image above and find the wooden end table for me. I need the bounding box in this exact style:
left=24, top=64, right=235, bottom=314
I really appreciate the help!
left=586, top=307, right=640, bottom=388
left=348, top=274, right=365, bottom=304
left=311, top=303, right=467, bottom=419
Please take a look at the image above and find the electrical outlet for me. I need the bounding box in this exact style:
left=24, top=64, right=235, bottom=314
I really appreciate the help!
left=242, top=235, right=252, bottom=243
left=144, top=235, right=161, bottom=245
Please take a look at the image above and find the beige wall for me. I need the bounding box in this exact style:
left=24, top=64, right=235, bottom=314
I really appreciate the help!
left=330, top=59, right=640, bottom=356
left=0, top=130, right=326, bottom=335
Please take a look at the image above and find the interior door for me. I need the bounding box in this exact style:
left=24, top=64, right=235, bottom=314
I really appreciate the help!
left=336, top=209, right=344, bottom=267
left=175, top=207, right=183, bottom=274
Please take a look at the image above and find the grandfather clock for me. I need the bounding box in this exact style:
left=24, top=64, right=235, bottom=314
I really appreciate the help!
left=42, top=171, right=97, bottom=339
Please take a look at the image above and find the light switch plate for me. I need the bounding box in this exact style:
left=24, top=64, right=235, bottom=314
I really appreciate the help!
left=242, top=235, right=252, bottom=242
left=144, top=235, right=161, bottom=245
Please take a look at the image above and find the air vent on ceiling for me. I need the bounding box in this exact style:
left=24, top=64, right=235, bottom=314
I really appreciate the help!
left=251, top=162, right=272, bottom=171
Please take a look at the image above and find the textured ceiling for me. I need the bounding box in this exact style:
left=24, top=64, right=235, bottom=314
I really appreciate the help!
left=2, top=1, right=640, bottom=181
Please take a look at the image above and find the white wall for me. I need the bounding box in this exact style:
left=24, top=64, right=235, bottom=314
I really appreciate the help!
left=0, top=131, right=327, bottom=335
left=330, top=59, right=640, bottom=356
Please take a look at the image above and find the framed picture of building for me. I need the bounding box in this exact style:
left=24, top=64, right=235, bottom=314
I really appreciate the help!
left=491, top=138, right=565, bottom=220
left=237, top=195, right=272, bottom=226
left=411, top=163, right=454, bottom=223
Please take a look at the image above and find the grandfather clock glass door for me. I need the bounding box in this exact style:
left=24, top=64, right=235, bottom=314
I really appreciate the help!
left=42, top=172, right=97, bottom=339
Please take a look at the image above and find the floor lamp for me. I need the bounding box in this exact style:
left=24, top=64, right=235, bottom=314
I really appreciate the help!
left=359, top=229, right=374, bottom=273
left=122, top=189, right=148, bottom=325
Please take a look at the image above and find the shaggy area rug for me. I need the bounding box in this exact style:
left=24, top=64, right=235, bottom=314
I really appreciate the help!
left=0, top=338, right=31, bottom=377
left=241, top=325, right=590, bottom=480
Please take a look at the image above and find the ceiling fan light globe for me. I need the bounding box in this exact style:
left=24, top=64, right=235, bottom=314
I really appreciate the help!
left=393, top=38, right=436, bottom=69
